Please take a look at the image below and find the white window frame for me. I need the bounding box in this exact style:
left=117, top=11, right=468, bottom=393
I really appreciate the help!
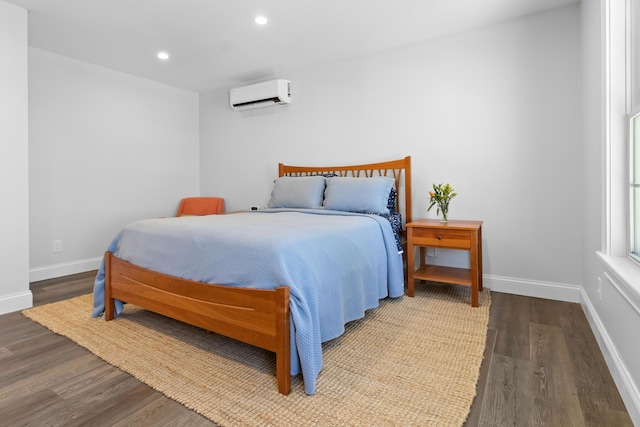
left=604, top=0, right=629, bottom=258
left=629, top=0, right=640, bottom=263
left=630, top=108, right=640, bottom=262
left=598, top=0, right=640, bottom=305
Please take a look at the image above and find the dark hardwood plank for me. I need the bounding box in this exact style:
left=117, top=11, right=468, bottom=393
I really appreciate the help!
left=30, top=270, right=98, bottom=304
left=0, top=312, right=50, bottom=347
left=0, top=389, right=63, bottom=425
left=478, top=353, right=533, bottom=425
left=0, top=274, right=633, bottom=426
left=529, top=322, right=585, bottom=425
left=490, top=292, right=531, bottom=361
left=1, top=333, right=85, bottom=385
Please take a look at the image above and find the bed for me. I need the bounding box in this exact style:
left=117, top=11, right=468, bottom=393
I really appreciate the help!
left=92, top=156, right=412, bottom=395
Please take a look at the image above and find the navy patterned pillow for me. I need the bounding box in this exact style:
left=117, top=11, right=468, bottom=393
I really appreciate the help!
left=388, top=187, right=397, bottom=213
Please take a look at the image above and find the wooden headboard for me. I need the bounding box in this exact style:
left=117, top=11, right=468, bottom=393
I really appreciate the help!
left=278, top=156, right=412, bottom=228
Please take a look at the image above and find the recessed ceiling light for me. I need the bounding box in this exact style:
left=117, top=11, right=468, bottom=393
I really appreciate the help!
left=157, top=51, right=170, bottom=60
left=254, top=16, right=268, bottom=25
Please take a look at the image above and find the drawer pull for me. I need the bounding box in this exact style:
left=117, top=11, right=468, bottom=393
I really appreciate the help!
left=437, top=235, right=442, bottom=240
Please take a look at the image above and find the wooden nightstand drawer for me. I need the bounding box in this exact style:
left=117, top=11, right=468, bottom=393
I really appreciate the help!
left=410, top=227, right=471, bottom=249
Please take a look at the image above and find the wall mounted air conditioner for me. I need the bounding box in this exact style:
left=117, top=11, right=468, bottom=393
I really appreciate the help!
left=229, top=79, right=291, bottom=111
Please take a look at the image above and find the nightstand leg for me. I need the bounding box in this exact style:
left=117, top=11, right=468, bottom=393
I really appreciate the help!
left=478, top=226, right=483, bottom=291
left=470, top=231, right=479, bottom=307
left=407, top=232, right=414, bottom=297
left=471, top=281, right=478, bottom=307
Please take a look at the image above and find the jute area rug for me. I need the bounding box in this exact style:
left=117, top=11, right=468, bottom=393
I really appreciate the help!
left=23, top=284, right=490, bottom=427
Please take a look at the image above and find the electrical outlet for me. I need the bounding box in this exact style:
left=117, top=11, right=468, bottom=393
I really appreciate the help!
left=426, top=247, right=437, bottom=257
left=53, top=240, right=63, bottom=253
left=597, top=277, right=602, bottom=301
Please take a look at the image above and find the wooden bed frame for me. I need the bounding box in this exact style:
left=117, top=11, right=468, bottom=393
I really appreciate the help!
left=104, top=156, right=412, bottom=395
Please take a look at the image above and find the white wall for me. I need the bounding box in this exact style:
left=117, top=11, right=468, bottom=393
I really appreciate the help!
left=28, top=48, right=200, bottom=281
left=200, top=5, right=583, bottom=300
left=0, top=2, right=30, bottom=314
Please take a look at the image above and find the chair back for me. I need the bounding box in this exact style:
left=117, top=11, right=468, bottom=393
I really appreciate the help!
left=176, top=197, right=225, bottom=216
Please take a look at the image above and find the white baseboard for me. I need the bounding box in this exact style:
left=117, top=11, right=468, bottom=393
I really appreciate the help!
left=0, top=290, right=33, bottom=315
left=29, top=257, right=102, bottom=282
left=581, top=289, right=640, bottom=426
left=483, top=274, right=582, bottom=303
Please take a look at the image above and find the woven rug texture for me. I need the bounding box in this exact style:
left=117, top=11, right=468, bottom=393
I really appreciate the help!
left=23, top=284, right=490, bottom=427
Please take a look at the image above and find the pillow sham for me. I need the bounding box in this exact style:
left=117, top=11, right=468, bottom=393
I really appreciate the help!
left=323, top=176, right=395, bottom=215
left=267, top=175, right=326, bottom=209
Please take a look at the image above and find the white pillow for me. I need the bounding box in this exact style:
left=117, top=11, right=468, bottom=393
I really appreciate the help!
left=323, top=176, right=395, bottom=214
left=267, top=176, right=326, bottom=209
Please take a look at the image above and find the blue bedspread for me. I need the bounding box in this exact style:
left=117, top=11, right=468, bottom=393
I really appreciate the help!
left=92, top=209, right=404, bottom=395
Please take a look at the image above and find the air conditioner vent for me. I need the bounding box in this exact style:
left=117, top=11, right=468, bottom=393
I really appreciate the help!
left=230, top=79, right=291, bottom=111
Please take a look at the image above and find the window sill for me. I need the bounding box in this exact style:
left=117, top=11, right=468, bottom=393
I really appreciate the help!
left=596, top=252, right=640, bottom=315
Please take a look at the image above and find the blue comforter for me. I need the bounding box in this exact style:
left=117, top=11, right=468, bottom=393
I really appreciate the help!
left=92, top=209, right=404, bottom=395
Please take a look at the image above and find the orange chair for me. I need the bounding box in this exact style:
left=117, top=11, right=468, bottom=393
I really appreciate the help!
left=176, top=197, right=225, bottom=216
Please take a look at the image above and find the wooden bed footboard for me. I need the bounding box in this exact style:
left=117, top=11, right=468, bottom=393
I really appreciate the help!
left=104, top=251, right=291, bottom=395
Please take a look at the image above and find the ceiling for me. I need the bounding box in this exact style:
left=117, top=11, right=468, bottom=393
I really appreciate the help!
left=6, top=0, right=578, bottom=93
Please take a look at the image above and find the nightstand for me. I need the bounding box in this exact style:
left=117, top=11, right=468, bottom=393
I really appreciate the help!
left=406, top=219, right=483, bottom=307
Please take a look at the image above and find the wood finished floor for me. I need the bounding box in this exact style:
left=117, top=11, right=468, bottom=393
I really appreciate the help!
left=0, top=272, right=633, bottom=426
